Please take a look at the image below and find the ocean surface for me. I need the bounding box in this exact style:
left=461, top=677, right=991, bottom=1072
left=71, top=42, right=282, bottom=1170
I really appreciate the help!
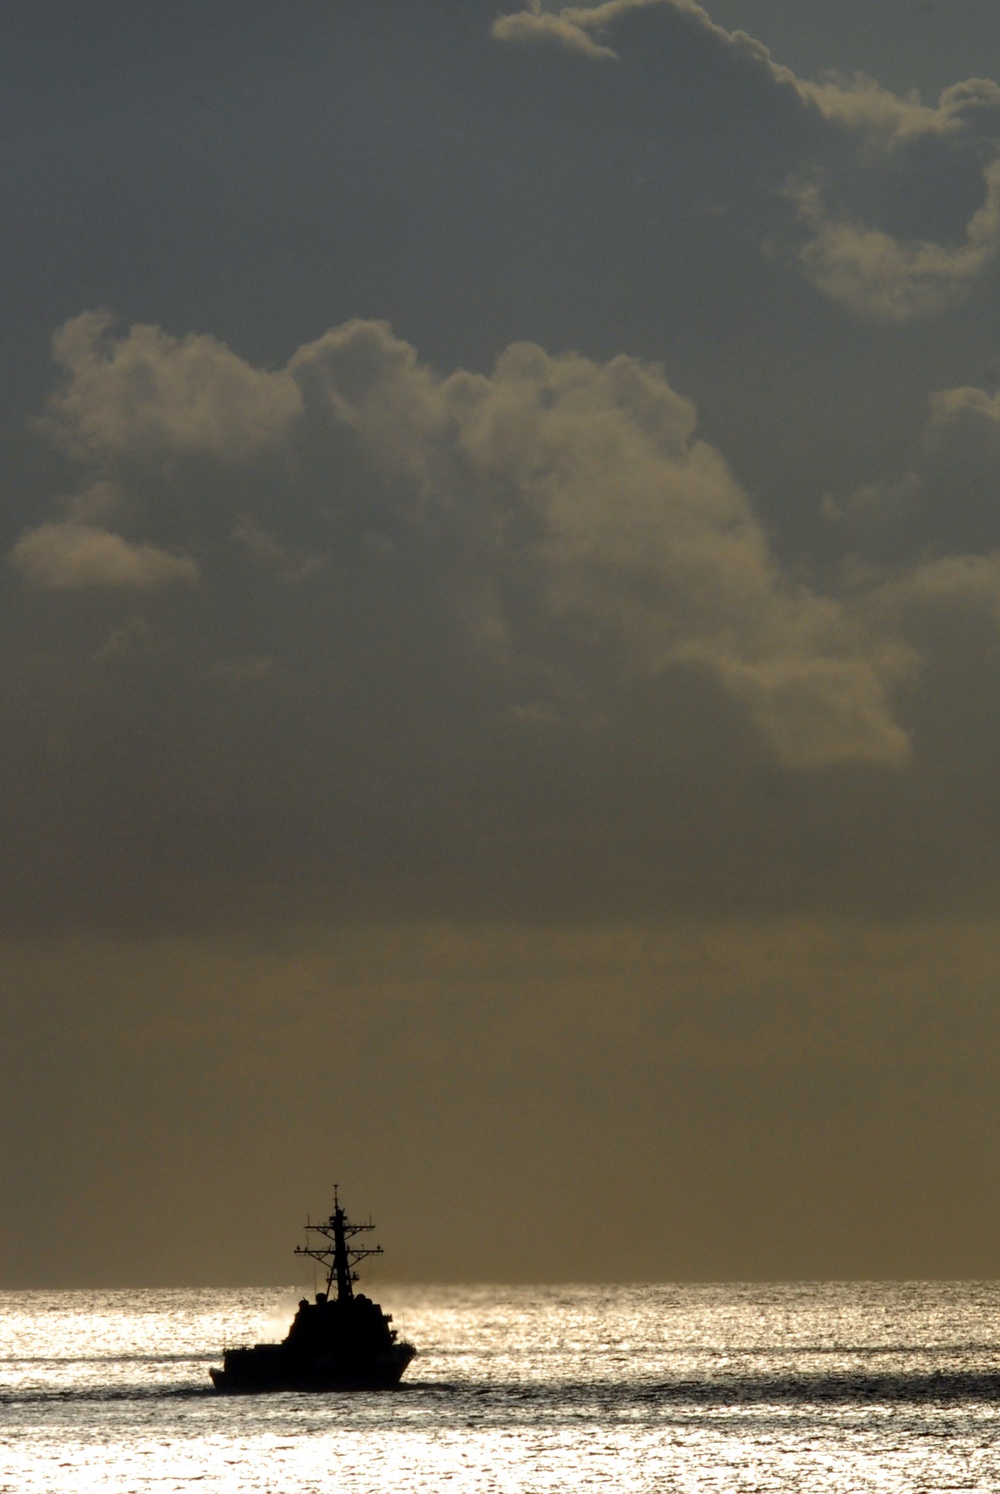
left=3, top=1282, right=1000, bottom=1491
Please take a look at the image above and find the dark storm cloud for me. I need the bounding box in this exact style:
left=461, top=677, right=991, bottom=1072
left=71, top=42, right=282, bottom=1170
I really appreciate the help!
left=3, top=3, right=1000, bottom=940
left=8, top=302, right=1000, bottom=930
left=0, top=309, right=938, bottom=931
left=828, top=384, right=1000, bottom=562
left=494, top=0, right=1000, bottom=320
left=19, top=310, right=908, bottom=766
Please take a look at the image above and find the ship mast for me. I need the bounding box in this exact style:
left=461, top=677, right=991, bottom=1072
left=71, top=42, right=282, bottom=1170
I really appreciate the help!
left=294, top=1186, right=383, bottom=1301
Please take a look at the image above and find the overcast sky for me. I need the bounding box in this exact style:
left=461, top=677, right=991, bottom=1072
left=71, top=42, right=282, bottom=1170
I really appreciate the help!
left=4, top=0, right=1000, bottom=1287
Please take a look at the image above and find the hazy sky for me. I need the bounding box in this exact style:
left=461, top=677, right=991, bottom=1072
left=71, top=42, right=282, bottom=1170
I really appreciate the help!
left=5, top=0, right=1000, bottom=1286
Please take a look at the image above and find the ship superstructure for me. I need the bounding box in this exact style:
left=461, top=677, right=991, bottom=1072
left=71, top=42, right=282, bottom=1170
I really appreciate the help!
left=210, top=1188, right=416, bottom=1393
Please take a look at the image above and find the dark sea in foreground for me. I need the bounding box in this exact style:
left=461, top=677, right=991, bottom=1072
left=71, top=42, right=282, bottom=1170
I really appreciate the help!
left=3, top=1282, right=1000, bottom=1491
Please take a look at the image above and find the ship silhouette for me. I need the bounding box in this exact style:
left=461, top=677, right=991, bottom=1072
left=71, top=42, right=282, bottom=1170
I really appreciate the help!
left=210, top=1188, right=416, bottom=1392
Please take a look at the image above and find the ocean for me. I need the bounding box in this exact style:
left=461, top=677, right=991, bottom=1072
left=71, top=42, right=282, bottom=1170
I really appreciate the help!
left=3, top=1281, right=1000, bottom=1491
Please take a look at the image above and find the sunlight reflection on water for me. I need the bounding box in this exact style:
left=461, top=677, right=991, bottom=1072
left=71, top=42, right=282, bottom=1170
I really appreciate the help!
left=3, top=1283, right=1000, bottom=1491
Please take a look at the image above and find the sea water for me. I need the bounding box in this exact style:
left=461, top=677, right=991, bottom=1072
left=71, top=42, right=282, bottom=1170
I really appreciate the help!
left=3, top=1282, right=1000, bottom=1492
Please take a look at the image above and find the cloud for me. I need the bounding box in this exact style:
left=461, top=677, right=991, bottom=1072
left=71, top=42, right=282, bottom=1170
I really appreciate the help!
left=448, top=340, right=909, bottom=766
left=232, top=517, right=325, bottom=582
left=30, top=310, right=1000, bottom=927
left=803, top=75, right=1000, bottom=149
left=925, top=382, right=1000, bottom=457
left=493, top=0, right=1000, bottom=320
left=11, top=520, right=198, bottom=590
left=23, top=314, right=908, bottom=769
left=791, top=161, right=1000, bottom=322
left=491, top=1, right=622, bottom=61
left=877, top=552, right=1000, bottom=620
left=43, top=310, right=302, bottom=462
left=492, top=0, right=774, bottom=70
left=830, top=380, right=1000, bottom=561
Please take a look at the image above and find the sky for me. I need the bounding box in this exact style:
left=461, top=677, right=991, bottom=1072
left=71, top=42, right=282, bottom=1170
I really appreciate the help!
left=4, top=0, right=1000, bottom=1286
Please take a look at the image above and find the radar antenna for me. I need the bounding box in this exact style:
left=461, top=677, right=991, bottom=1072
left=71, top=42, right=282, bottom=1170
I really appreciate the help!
left=294, top=1185, right=383, bottom=1301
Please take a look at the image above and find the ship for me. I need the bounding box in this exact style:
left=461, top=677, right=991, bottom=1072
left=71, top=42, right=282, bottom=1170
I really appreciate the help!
left=209, top=1188, right=416, bottom=1393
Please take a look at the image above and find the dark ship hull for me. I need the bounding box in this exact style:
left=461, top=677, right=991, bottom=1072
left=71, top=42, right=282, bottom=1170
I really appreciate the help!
left=209, top=1188, right=416, bottom=1395
left=210, top=1340, right=415, bottom=1394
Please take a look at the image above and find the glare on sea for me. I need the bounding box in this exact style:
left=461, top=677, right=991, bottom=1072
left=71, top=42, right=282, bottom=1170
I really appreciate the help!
left=3, top=1283, right=1000, bottom=1492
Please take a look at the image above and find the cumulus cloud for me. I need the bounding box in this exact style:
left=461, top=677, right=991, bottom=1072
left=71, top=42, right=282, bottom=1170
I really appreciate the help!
left=11, top=520, right=198, bottom=590
left=493, top=0, right=1000, bottom=320
left=831, top=379, right=1000, bottom=562
left=21, top=314, right=910, bottom=768
left=803, top=75, right=1000, bottom=148
left=43, top=311, right=302, bottom=462
left=445, top=341, right=908, bottom=765
left=877, top=552, right=1000, bottom=620
left=491, top=0, right=623, bottom=60
left=791, top=162, right=1000, bottom=322
left=13, top=305, right=1000, bottom=922
left=231, top=517, right=325, bottom=582
left=925, top=382, right=1000, bottom=455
